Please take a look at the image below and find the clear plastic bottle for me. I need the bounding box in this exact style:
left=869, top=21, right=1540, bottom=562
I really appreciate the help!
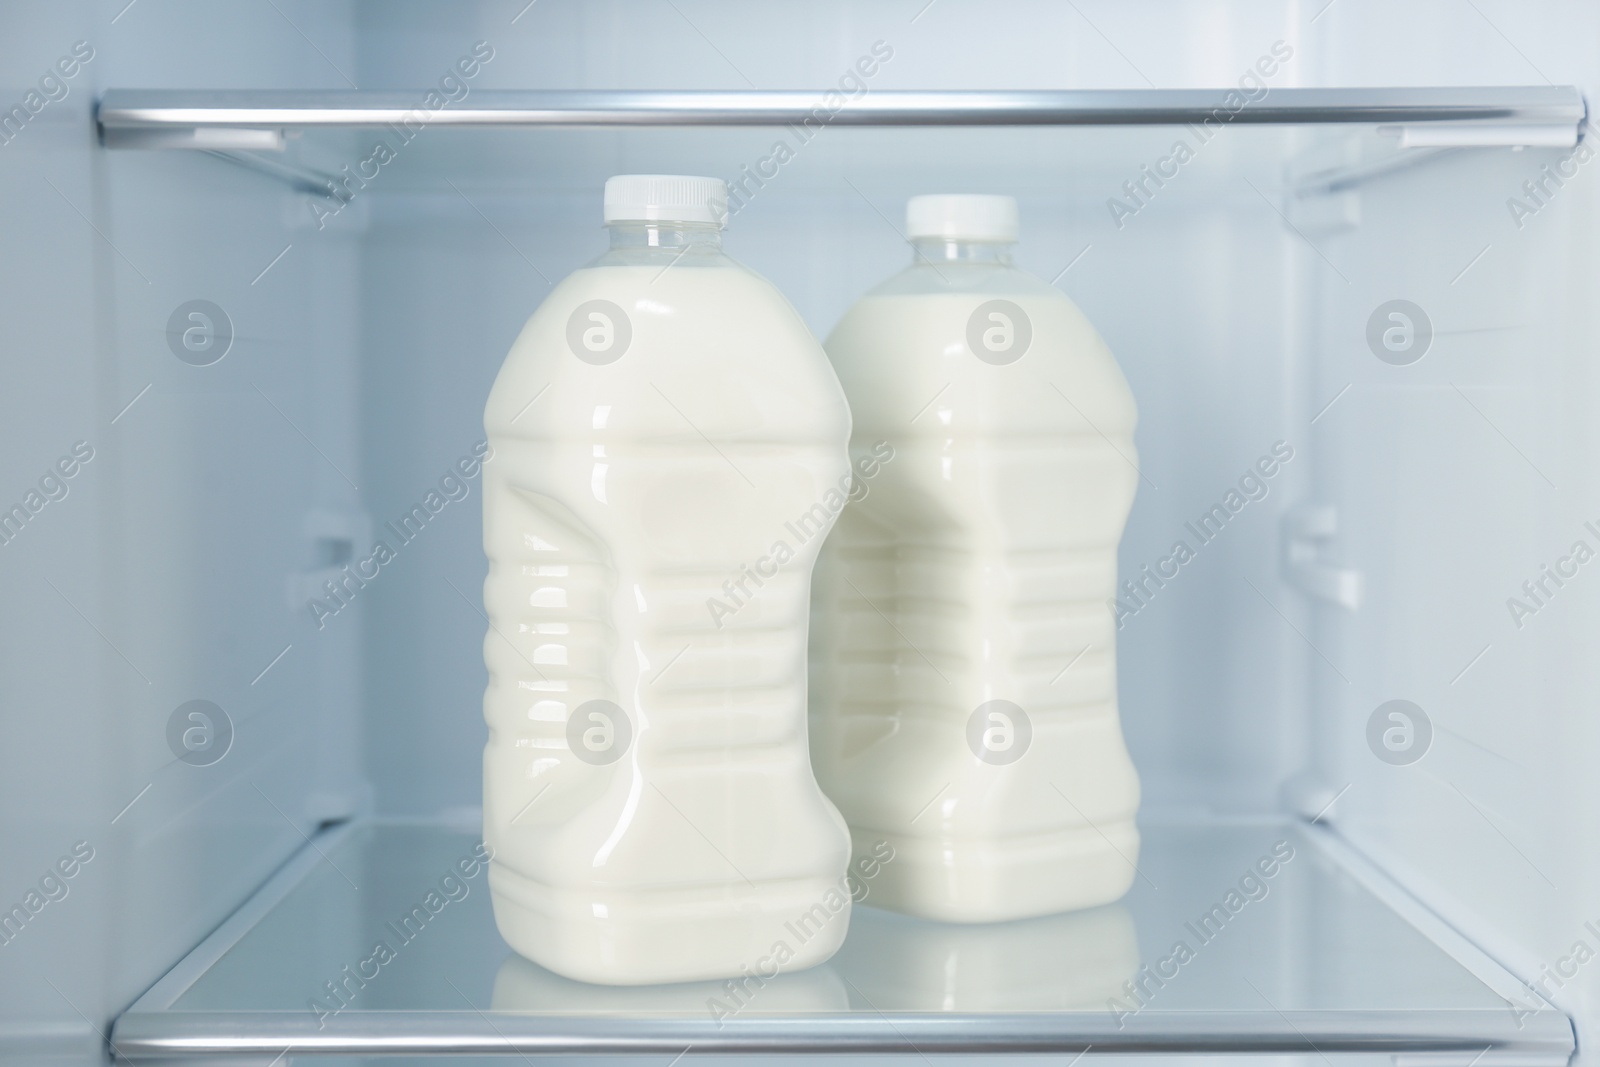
left=811, top=194, right=1142, bottom=922
left=482, top=175, right=854, bottom=983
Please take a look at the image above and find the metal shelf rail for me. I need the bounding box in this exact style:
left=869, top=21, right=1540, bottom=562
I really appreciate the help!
left=98, top=86, right=1586, bottom=148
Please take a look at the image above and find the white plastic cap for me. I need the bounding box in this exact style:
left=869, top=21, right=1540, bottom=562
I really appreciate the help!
left=905, top=194, right=1019, bottom=243
left=603, top=174, right=729, bottom=228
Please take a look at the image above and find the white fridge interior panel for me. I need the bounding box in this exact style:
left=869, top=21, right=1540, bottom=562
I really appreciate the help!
left=4, top=0, right=1600, bottom=1062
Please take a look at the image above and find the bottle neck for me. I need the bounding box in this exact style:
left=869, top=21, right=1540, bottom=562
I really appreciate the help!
left=911, top=238, right=1014, bottom=265
left=607, top=221, right=723, bottom=251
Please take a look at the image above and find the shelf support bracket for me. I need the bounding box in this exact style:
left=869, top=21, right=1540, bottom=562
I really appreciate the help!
left=1283, top=503, right=1362, bottom=610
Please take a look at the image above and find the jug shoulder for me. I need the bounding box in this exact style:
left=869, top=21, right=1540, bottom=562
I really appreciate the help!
left=487, top=264, right=849, bottom=443
left=824, top=289, right=1135, bottom=438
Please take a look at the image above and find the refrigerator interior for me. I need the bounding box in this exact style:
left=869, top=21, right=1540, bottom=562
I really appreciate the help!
left=1, top=0, right=1597, bottom=1063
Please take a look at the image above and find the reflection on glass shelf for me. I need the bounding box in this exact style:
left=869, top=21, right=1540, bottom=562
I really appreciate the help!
left=490, top=903, right=1136, bottom=1019
left=835, top=903, right=1138, bottom=1013
left=493, top=954, right=851, bottom=1017
left=109, top=820, right=1574, bottom=1061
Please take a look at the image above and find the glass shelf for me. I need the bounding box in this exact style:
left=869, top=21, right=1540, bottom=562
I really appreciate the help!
left=109, top=819, right=1573, bottom=1062
left=97, top=87, right=1585, bottom=145
left=91, top=87, right=1586, bottom=220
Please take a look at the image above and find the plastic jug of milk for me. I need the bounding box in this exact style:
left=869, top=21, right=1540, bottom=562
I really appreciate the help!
left=811, top=194, right=1141, bottom=923
left=482, top=175, right=855, bottom=984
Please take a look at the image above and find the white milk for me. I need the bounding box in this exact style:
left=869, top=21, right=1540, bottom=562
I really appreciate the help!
left=482, top=175, right=854, bottom=984
left=811, top=195, right=1142, bottom=923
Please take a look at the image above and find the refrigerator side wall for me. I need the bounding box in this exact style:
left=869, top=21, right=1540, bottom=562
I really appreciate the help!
left=0, top=1, right=366, bottom=1058
left=1301, top=0, right=1600, bottom=1053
